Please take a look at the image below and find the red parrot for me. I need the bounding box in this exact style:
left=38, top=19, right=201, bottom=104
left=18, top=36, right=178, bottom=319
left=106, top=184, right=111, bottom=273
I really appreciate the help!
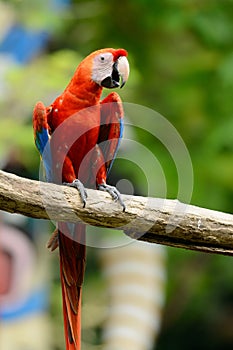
left=32, top=48, right=129, bottom=349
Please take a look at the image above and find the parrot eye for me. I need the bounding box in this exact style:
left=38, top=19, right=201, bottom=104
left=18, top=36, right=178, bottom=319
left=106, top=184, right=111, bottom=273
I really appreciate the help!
left=97, top=52, right=112, bottom=64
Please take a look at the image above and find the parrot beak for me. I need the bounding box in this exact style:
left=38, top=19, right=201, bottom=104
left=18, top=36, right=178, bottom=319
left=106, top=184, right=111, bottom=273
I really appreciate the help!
left=118, top=56, right=130, bottom=88
left=101, top=55, right=129, bottom=89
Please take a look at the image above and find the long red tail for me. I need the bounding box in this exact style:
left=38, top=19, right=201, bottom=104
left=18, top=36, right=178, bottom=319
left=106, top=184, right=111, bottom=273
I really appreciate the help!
left=58, top=222, right=86, bottom=350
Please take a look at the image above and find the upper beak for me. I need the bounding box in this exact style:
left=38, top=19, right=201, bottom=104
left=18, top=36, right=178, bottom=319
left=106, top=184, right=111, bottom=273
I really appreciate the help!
left=118, top=56, right=130, bottom=88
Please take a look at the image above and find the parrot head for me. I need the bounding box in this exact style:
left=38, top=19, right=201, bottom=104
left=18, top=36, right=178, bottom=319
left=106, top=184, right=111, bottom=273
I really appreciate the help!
left=91, top=48, right=129, bottom=88
left=78, top=48, right=129, bottom=89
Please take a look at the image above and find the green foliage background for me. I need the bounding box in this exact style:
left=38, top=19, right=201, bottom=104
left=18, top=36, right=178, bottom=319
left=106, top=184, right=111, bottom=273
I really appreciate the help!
left=1, top=0, right=233, bottom=349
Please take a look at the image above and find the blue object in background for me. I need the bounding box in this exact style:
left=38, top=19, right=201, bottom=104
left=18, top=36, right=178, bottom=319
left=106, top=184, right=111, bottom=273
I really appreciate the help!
left=0, top=287, right=49, bottom=322
left=51, top=0, right=70, bottom=10
left=0, top=24, right=49, bottom=64
left=0, top=0, right=71, bottom=64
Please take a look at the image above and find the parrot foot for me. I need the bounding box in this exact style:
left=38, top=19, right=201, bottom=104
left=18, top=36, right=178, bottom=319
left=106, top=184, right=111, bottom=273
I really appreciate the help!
left=63, top=179, right=88, bottom=208
left=98, top=184, right=126, bottom=212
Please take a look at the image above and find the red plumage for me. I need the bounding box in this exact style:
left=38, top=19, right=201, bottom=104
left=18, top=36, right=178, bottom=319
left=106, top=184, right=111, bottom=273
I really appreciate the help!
left=33, top=48, right=129, bottom=349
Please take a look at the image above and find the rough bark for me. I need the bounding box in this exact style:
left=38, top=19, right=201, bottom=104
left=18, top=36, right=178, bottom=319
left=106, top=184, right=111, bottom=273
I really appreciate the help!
left=1, top=170, right=233, bottom=255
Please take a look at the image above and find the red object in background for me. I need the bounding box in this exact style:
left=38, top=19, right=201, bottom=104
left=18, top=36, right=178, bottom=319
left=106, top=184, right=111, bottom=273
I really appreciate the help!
left=0, top=249, right=12, bottom=295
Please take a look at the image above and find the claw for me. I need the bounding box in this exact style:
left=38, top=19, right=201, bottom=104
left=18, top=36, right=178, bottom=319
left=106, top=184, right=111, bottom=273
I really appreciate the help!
left=98, top=184, right=126, bottom=212
left=63, top=179, right=88, bottom=208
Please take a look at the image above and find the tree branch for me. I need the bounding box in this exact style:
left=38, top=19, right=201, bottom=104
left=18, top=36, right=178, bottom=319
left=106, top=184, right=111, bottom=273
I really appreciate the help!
left=1, top=170, right=233, bottom=255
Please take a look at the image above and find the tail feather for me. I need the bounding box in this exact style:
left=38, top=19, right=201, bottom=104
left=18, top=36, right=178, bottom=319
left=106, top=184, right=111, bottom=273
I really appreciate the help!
left=61, top=270, right=82, bottom=350
left=58, top=222, right=86, bottom=350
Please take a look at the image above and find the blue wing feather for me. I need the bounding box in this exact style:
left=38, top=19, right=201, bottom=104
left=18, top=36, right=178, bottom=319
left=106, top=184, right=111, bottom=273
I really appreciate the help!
left=35, top=128, right=53, bottom=182
left=33, top=101, right=53, bottom=182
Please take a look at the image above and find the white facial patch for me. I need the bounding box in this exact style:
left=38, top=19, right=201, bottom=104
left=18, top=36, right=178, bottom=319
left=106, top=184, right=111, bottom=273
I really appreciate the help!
left=92, top=52, right=114, bottom=85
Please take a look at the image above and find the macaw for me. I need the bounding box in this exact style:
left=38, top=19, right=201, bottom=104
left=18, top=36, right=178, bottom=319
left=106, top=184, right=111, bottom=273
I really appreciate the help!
left=32, top=48, right=129, bottom=350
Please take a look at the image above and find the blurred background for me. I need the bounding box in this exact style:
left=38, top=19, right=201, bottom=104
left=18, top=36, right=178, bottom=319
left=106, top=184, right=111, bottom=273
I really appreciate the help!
left=0, top=0, right=233, bottom=349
